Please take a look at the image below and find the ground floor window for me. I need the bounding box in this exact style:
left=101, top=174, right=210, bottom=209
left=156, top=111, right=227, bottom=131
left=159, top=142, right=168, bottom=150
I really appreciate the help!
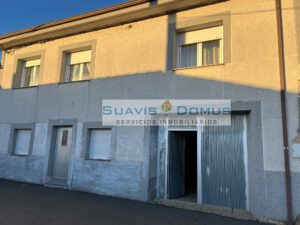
left=88, top=129, right=112, bottom=160
left=14, top=129, right=32, bottom=156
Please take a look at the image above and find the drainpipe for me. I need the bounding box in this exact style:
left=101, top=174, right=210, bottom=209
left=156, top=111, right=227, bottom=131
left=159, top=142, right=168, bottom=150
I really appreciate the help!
left=275, top=0, right=293, bottom=224
left=298, top=80, right=300, bottom=132
left=0, top=45, right=4, bottom=89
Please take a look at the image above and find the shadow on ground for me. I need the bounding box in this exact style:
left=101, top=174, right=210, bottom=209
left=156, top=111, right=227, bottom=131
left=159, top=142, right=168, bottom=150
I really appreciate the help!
left=0, top=179, right=272, bottom=225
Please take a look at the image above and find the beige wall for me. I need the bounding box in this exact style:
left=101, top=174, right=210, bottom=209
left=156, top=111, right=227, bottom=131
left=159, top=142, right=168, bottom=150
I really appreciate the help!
left=175, top=0, right=281, bottom=90
left=1, top=0, right=298, bottom=91
left=0, top=15, right=168, bottom=89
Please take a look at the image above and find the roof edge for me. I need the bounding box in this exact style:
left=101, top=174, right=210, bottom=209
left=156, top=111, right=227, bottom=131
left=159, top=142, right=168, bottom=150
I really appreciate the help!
left=0, top=0, right=227, bottom=49
left=0, top=0, right=149, bottom=40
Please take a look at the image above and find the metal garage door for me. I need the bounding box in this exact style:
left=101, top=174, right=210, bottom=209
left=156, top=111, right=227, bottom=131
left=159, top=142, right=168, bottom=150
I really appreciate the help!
left=200, top=115, right=247, bottom=209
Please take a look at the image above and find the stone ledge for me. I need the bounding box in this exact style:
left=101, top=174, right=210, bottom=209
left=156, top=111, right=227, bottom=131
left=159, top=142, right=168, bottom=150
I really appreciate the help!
left=154, top=199, right=285, bottom=225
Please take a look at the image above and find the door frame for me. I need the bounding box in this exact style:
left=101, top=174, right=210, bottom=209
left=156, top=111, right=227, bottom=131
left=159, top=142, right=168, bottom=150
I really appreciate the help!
left=165, top=116, right=249, bottom=209
left=43, top=119, right=78, bottom=187
left=50, top=126, right=73, bottom=181
left=166, top=127, right=198, bottom=200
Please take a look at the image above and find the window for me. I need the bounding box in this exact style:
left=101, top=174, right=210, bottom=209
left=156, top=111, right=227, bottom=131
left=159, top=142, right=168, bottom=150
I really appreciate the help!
left=177, top=26, right=223, bottom=68
left=20, top=59, right=40, bottom=87
left=88, top=129, right=111, bottom=160
left=202, top=40, right=220, bottom=66
left=61, top=130, right=69, bottom=147
left=65, top=50, right=91, bottom=82
left=0, top=50, right=2, bottom=68
left=14, top=129, right=31, bottom=156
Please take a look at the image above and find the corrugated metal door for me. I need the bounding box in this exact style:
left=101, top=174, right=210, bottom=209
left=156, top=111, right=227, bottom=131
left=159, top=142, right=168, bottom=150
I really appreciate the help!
left=200, top=115, right=247, bottom=209
left=52, top=127, right=73, bottom=180
left=168, top=131, right=185, bottom=198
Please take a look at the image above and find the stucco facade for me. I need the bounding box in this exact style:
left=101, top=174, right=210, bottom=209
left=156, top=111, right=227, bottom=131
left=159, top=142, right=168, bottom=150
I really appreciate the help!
left=0, top=0, right=299, bottom=223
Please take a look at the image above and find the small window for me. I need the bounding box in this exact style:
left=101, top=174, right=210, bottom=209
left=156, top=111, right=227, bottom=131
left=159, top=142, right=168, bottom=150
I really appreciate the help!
left=20, top=59, right=41, bottom=87
left=202, top=40, right=220, bottom=66
left=177, top=26, right=223, bottom=68
left=88, top=129, right=111, bottom=160
left=179, top=44, right=198, bottom=68
left=61, top=130, right=69, bottom=147
left=14, top=129, right=31, bottom=156
left=65, top=50, right=91, bottom=82
left=0, top=50, right=3, bottom=68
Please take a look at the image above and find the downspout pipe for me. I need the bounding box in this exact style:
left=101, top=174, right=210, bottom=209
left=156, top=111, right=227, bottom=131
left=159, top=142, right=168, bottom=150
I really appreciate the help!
left=275, top=0, right=293, bottom=224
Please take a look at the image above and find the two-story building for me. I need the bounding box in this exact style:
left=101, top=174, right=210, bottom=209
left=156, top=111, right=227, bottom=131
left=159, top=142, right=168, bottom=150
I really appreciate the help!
left=0, top=0, right=299, bottom=223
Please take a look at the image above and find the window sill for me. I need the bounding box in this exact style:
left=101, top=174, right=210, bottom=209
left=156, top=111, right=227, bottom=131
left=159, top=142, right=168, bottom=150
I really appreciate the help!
left=173, top=63, right=225, bottom=71
left=84, top=158, right=111, bottom=162
left=12, top=154, right=30, bottom=157
left=59, top=79, right=90, bottom=85
left=13, top=85, right=38, bottom=90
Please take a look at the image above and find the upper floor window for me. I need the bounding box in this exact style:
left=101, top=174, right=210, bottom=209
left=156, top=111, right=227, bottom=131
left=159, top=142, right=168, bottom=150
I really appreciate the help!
left=65, top=50, right=91, bottom=82
left=177, top=26, right=223, bottom=69
left=20, top=59, right=41, bottom=87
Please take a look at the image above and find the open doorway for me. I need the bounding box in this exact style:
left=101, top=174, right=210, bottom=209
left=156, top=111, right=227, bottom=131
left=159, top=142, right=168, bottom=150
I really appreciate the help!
left=168, top=131, right=197, bottom=202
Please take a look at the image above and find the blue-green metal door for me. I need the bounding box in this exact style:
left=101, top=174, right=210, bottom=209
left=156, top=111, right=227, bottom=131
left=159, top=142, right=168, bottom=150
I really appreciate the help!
left=168, top=131, right=186, bottom=199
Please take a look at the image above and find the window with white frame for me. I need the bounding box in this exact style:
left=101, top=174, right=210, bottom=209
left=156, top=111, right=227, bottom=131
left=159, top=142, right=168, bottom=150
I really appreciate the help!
left=65, top=50, right=91, bottom=82
left=88, top=129, right=112, bottom=160
left=177, top=26, right=223, bottom=68
left=20, top=59, right=40, bottom=87
left=14, top=129, right=31, bottom=156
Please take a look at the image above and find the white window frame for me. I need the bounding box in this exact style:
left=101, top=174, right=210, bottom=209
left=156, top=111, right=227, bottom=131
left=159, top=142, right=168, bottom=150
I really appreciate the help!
left=177, top=26, right=224, bottom=69
left=65, top=50, right=91, bottom=82
left=20, top=59, right=41, bottom=88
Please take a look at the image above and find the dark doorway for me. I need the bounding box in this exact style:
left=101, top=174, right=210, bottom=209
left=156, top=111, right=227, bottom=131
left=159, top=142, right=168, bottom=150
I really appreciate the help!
left=168, top=131, right=197, bottom=202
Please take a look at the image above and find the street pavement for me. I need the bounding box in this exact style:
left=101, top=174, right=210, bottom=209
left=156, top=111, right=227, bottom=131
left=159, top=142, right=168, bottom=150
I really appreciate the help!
left=0, top=179, right=271, bottom=225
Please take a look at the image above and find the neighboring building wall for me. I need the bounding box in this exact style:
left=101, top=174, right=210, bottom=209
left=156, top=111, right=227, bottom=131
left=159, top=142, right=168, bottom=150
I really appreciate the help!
left=283, top=0, right=300, bottom=220
left=0, top=0, right=299, bottom=222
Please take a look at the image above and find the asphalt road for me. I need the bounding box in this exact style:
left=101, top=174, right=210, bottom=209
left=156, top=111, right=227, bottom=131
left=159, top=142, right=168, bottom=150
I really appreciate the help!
left=0, top=179, right=271, bottom=225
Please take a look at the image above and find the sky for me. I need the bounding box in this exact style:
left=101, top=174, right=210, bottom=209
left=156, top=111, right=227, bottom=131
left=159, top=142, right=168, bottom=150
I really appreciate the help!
left=0, top=0, right=128, bottom=35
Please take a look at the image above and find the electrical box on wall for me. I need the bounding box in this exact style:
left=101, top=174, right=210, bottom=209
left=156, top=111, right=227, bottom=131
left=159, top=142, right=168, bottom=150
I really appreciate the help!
left=292, top=134, right=300, bottom=158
